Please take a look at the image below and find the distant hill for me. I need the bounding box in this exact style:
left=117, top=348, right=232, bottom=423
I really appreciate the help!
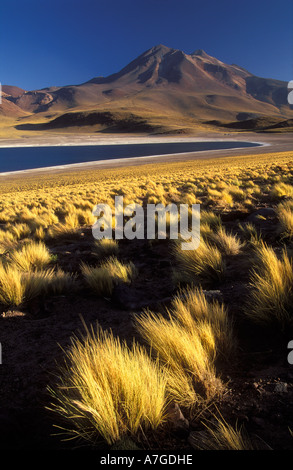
left=1, top=44, right=292, bottom=133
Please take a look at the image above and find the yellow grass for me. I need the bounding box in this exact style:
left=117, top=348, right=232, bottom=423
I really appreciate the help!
left=170, top=287, right=235, bottom=359
left=277, top=200, right=293, bottom=238
left=47, top=325, right=167, bottom=445
left=0, top=150, right=292, bottom=443
left=9, top=241, right=52, bottom=271
left=245, top=241, right=293, bottom=328
left=209, top=226, right=244, bottom=255
left=0, top=263, right=25, bottom=307
left=173, top=238, right=225, bottom=287
left=134, top=287, right=232, bottom=408
left=190, top=414, right=254, bottom=450
left=92, top=238, right=119, bottom=258
left=81, top=256, right=137, bottom=296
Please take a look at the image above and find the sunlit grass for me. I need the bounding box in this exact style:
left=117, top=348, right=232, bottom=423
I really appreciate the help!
left=189, top=413, right=254, bottom=450
left=47, top=326, right=167, bottom=445
left=92, top=238, right=119, bottom=258
left=134, top=287, right=233, bottom=408
left=173, top=238, right=225, bottom=287
left=277, top=200, right=293, bottom=238
left=209, top=226, right=244, bottom=255
left=244, top=241, right=293, bottom=328
left=9, top=241, right=52, bottom=271
left=81, top=256, right=137, bottom=296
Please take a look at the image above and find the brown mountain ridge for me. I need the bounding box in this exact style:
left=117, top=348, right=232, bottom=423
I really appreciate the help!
left=1, top=44, right=292, bottom=134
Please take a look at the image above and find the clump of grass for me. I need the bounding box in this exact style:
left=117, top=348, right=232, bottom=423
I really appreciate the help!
left=238, top=222, right=262, bottom=246
left=23, top=268, right=76, bottom=300
left=8, top=223, right=31, bottom=240
left=170, top=287, right=235, bottom=360
left=189, top=414, right=254, bottom=450
left=134, top=288, right=231, bottom=408
left=0, top=229, right=15, bottom=244
left=81, top=256, right=137, bottom=296
left=209, top=226, right=244, bottom=255
left=220, top=191, right=234, bottom=207
left=34, top=226, right=46, bottom=241
left=47, top=224, right=81, bottom=240
left=92, top=238, right=119, bottom=259
left=270, top=182, right=293, bottom=199
left=200, top=210, right=222, bottom=229
left=277, top=201, right=293, bottom=238
left=244, top=241, right=293, bottom=328
left=173, top=239, right=225, bottom=287
left=9, top=241, right=52, bottom=271
left=47, top=326, right=167, bottom=446
left=225, top=186, right=246, bottom=203
left=135, top=309, right=223, bottom=407
left=0, top=263, right=25, bottom=307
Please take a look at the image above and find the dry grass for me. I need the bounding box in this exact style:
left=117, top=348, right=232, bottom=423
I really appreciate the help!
left=81, top=256, right=137, bottom=296
left=9, top=241, right=52, bottom=271
left=47, top=325, right=167, bottom=445
left=0, top=150, right=292, bottom=448
left=244, top=241, right=293, bottom=328
left=189, top=414, right=254, bottom=450
left=170, top=287, right=235, bottom=360
left=135, top=308, right=223, bottom=407
left=0, top=261, right=76, bottom=307
left=270, top=182, right=293, bottom=199
left=134, top=287, right=232, bottom=408
left=209, top=226, right=244, bottom=255
left=23, top=268, right=76, bottom=300
left=0, top=263, right=25, bottom=307
left=277, top=200, right=293, bottom=238
left=92, top=238, right=119, bottom=258
left=173, top=238, right=225, bottom=287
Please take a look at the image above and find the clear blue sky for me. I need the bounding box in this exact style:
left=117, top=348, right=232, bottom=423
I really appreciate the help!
left=1, top=0, right=292, bottom=90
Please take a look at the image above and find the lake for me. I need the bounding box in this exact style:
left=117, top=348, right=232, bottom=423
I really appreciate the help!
left=0, top=140, right=261, bottom=173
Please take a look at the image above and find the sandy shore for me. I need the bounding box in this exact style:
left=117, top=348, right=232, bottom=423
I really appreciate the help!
left=0, top=131, right=291, bottom=177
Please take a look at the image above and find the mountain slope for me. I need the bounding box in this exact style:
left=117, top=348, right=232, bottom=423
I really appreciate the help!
left=1, top=44, right=292, bottom=134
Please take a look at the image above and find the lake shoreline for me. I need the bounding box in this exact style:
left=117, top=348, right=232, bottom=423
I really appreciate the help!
left=0, top=132, right=290, bottom=177
left=0, top=138, right=264, bottom=175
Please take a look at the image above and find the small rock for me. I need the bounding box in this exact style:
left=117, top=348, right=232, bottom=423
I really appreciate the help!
left=203, top=290, right=223, bottom=301
left=166, top=402, right=189, bottom=436
left=274, top=382, right=288, bottom=393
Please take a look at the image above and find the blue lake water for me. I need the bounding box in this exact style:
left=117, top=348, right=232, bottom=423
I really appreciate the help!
left=0, top=141, right=261, bottom=173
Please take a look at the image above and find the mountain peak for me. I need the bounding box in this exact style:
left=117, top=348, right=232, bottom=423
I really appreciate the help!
left=145, top=44, right=174, bottom=55
left=192, top=49, right=211, bottom=58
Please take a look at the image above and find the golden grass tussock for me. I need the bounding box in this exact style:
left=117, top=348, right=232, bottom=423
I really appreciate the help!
left=0, top=261, right=76, bottom=307
left=47, top=326, right=167, bottom=445
left=209, top=226, right=244, bottom=255
left=173, top=238, right=225, bottom=287
left=238, top=222, right=262, bottom=246
left=7, top=223, right=31, bottom=240
left=170, top=287, right=235, bottom=359
left=270, top=182, right=293, bottom=199
left=189, top=414, right=254, bottom=450
left=92, top=238, right=119, bottom=259
left=134, top=287, right=232, bottom=407
left=9, top=241, right=52, bottom=271
left=245, top=241, right=293, bottom=328
left=135, top=309, right=222, bottom=407
left=277, top=200, right=293, bottom=238
left=23, top=268, right=76, bottom=300
left=81, top=256, right=137, bottom=296
left=0, top=263, right=25, bottom=307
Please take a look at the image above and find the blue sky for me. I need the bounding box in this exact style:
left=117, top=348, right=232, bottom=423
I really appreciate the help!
left=1, top=0, right=292, bottom=90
